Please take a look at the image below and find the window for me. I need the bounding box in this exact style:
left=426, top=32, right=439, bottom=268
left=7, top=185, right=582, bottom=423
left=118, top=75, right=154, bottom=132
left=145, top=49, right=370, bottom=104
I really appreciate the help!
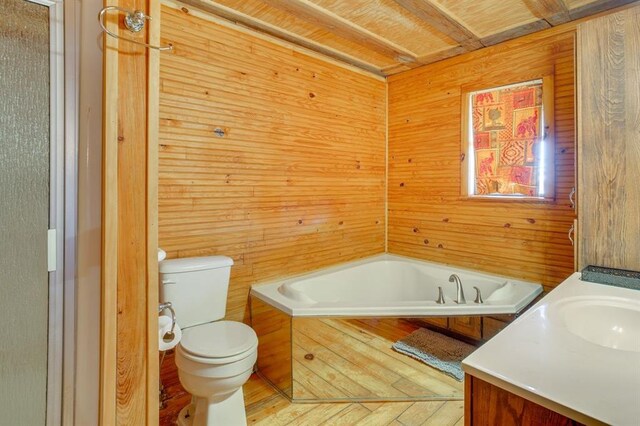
left=462, top=78, right=554, bottom=199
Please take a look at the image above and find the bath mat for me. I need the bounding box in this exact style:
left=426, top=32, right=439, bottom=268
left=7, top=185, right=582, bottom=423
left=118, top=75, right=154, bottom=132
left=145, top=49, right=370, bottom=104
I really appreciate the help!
left=392, top=328, right=476, bottom=381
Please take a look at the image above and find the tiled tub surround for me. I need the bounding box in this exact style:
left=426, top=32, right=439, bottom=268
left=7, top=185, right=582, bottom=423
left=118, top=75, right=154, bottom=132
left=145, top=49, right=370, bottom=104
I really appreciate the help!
left=462, top=272, right=640, bottom=425
left=250, top=254, right=542, bottom=402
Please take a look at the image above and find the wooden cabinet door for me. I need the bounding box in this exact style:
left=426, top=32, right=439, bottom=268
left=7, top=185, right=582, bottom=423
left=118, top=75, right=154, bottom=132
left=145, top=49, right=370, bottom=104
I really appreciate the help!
left=421, top=317, right=449, bottom=329
left=481, top=317, right=508, bottom=340
left=449, top=316, right=482, bottom=340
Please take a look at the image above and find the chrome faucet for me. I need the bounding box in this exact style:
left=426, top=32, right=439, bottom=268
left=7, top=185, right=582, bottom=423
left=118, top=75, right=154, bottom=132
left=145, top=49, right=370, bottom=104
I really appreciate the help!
left=473, top=286, right=484, bottom=304
left=449, top=274, right=466, bottom=304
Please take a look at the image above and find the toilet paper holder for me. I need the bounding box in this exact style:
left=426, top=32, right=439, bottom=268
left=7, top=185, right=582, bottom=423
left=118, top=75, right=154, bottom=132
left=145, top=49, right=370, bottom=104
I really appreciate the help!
left=158, top=301, right=178, bottom=409
left=158, top=301, right=177, bottom=342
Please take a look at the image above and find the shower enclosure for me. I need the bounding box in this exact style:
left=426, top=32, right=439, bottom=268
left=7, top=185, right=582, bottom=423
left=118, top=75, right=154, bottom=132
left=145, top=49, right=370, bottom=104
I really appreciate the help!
left=0, top=0, right=69, bottom=424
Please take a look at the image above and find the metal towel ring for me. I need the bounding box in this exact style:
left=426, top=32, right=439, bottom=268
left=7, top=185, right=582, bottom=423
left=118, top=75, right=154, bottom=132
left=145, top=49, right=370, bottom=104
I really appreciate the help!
left=98, top=6, right=173, bottom=51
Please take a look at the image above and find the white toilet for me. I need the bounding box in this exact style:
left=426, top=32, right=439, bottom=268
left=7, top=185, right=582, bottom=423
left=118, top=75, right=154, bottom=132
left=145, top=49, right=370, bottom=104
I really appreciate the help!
left=160, top=256, right=258, bottom=426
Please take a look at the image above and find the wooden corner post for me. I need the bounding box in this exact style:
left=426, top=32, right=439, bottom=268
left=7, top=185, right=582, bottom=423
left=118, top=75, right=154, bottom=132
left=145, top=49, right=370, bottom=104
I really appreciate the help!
left=101, top=0, right=159, bottom=424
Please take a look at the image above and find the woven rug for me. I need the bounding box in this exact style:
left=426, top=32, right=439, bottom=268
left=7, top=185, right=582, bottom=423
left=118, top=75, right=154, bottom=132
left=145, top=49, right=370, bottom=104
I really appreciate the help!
left=392, top=328, right=476, bottom=381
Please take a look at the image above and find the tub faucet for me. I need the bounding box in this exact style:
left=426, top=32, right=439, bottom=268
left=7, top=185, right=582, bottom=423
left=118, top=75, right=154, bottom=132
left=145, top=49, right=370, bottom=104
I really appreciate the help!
left=473, top=286, right=484, bottom=304
left=449, top=274, right=466, bottom=304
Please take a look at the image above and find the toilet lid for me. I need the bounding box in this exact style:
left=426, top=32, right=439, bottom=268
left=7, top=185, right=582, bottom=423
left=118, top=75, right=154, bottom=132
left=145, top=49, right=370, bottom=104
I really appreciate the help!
left=180, top=321, right=258, bottom=359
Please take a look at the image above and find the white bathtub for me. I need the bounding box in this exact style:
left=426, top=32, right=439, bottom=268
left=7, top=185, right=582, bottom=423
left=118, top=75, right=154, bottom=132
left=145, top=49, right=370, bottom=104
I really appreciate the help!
left=251, top=254, right=543, bottom=317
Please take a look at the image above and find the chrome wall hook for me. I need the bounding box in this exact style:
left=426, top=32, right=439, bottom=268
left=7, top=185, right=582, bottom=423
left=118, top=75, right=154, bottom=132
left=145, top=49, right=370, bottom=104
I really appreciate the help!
left=98, top=6, right=173, bottom=51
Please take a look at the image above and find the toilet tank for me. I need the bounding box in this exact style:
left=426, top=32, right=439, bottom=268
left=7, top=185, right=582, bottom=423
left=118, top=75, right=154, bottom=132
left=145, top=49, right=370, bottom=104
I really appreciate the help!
left=159, top=256, right=234, bottom=328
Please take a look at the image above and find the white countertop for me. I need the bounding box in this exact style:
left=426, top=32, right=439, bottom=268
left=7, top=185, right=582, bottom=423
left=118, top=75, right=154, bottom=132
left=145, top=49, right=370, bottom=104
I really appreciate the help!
left=462, top=272, right=640, bottom=426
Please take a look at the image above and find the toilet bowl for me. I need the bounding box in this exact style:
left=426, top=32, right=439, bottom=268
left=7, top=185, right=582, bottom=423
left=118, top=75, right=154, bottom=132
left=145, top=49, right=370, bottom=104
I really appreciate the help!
left=175, top=321, right=258, bottom=426
left=160, top=256, right=258, bottom=426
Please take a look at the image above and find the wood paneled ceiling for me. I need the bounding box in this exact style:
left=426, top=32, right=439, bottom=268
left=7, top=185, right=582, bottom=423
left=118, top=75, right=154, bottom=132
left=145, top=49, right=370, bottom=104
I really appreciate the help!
left=176, top=0, right=636, bottom=75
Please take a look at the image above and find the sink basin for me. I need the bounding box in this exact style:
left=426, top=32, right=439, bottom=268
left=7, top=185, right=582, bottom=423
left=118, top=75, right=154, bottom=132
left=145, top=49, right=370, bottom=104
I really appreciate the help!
left=550, top=296, right=640, bottom=352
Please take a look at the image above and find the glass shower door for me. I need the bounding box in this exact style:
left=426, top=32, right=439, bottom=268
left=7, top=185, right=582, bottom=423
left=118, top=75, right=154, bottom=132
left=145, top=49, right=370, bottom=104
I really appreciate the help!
left=0, top=0, right=52, bottom=424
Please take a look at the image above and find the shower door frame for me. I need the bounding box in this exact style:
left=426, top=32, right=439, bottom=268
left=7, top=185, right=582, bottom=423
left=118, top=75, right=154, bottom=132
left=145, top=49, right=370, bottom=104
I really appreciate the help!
left=24, top=0, right=76, bottom=424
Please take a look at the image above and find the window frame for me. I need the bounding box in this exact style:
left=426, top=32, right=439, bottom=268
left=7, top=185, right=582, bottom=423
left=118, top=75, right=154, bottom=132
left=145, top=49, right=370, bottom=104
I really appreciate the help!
left=460, top=76, right=555, bottom=201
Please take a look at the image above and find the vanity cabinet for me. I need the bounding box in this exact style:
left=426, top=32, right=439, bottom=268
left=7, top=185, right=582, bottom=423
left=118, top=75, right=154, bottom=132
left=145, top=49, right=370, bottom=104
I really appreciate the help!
left=464, top=376, right=584, bottom=426
left=577, top=4, right=640, bottom=272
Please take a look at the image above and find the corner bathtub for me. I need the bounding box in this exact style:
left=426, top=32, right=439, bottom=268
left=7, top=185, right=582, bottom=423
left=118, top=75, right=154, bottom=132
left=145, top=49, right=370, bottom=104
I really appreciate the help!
left=251, top=254, right=543, bottom=317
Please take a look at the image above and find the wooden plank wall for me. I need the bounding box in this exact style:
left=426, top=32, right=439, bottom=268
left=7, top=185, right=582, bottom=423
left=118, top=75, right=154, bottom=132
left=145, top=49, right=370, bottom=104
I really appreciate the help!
left=577, top=5, right=640, bottom=272
left=158, top=4, right=386, bottom=321
left=387, top=28, right=578, bottom=290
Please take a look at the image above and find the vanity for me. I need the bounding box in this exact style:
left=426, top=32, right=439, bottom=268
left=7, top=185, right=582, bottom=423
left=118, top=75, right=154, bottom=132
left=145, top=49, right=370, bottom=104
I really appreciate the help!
left=462, top=272, right=640, bottom=425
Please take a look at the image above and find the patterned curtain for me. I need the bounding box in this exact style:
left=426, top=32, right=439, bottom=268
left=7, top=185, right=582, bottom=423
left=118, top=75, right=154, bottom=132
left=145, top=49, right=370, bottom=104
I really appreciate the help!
left=471, top=80, right=543, bottom=196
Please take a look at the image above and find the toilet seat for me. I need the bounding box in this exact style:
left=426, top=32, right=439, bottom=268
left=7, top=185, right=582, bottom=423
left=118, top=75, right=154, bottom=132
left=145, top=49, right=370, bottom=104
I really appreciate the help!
left=179, top=321, right=258, bottom=364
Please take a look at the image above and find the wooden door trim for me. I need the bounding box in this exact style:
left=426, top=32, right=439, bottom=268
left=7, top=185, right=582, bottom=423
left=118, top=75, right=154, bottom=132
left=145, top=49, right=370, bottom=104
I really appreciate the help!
left=147, top=0, right=160, bottom=423
left=100, top=0, right=159, bottom=423
left=100, top=1, right=119, bottom=422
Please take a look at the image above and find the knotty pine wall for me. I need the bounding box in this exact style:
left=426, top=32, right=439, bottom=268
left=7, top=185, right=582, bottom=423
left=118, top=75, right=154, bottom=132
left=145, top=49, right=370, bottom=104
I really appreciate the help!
left=388, top=30, right=577, bottom=291
left=158, top=5, right=386, bottom=321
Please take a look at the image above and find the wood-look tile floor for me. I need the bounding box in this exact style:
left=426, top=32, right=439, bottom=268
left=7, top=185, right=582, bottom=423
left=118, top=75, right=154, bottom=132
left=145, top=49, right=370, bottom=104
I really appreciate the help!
left=160, top=318, right=465, bottom=425
left=244, top=374, right=464, bottom=426
left=160, top=369, right=463, bottom=426
left=290, top=319, right=462, bottom=401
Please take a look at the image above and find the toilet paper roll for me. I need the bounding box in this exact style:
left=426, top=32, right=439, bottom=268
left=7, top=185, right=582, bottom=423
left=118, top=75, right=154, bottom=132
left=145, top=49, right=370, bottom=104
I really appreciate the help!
left=158, top=314, right=182, bottom=351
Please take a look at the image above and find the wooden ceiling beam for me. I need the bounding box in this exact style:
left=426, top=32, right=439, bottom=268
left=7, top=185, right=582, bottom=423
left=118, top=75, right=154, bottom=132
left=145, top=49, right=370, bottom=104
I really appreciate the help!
left=381, top=45, right=467, bottom=74
left=567, top=0, right=639, bottom=20
left=480, top=19, right=550, bottom=46
left=258, top=0, right=421, bottom=65
left=176, top=0, right=385, bottom=76
left=392, top=0, right=484, bottom=50
left=523, top=0, right=571, bottom=26
left=380, top=63, right=412, bottom=75
left=417, top=45, right=468, bottom=65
